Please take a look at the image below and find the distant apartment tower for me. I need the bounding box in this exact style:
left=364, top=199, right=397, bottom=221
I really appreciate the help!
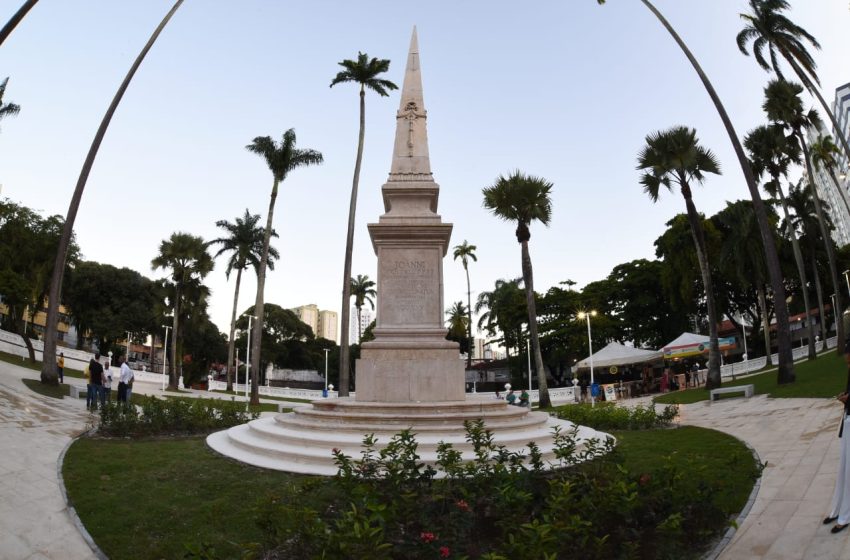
left=291, top=304, right=339, bottom=343
left=808, top=81, right=850, bottom=247
left=349, top=307, right=373, bottom=344
left=317, top=310, right=338, bottom=343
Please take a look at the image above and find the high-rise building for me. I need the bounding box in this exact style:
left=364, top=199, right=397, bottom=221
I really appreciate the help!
left=317, top=310, right=338, bottom=343
left=349, top=307, right=373, bottom=344
left=291, top=304, right=339, bottom=343
left=808, top=81, right=850, bottom=247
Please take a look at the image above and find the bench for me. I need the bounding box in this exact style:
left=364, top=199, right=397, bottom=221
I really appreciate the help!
left=709, top=384, right=755, bottom=403
left=69, top=385, right=87, bottom=399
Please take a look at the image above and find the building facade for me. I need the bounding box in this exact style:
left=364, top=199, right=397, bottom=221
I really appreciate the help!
left=349, top=307, right=373, bottom=344
left=292, top=304, right=338, bottom=343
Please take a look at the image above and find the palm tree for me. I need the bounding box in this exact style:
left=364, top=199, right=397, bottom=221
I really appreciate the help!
left=151, top=233, right=213, bottom=389
left=246, top=130, right=323, bottom=404
left=330, top=52, right=398, bottom=398
left=0, top=0, right=39, bottom=47
left=764, top=79, right=845, bottom=355
left=596, top=0, right=795, bottom=385
left=209, top=210, right=279, bottom=392
left=40, top=0, right=184, bottom=385
left=810, top=135, right=850, bottom=219
left=0, top=77, right=20, bottom=127
left=745, top=124, right=817, bottom=359
left=737, top=0, right=850, bottom=162
left=350, top=274, right=376, bottom=342
left=787, top=179, right=832, bottom=349
left=483, top=171, right=553, bottom=408
left=452, top=240, right=478, bottom=369
left=445, top=301, right=470, bottom=351
left=637, top=126, right=724, bottom=388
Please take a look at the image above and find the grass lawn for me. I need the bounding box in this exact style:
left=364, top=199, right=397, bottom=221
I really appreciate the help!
left=211, top=388, right=313, bottom=403
left=63, top=425, right=757, bottom=560
left=655, top=349, right=847, bottom=405
left=0, top=349, right=86, bottom=379
left=21, top=378, right=70, bottom=399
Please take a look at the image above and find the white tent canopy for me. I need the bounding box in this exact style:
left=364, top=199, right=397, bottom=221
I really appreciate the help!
left=576, top=342, right=663, bottom=369
left=662, top=332, right=709, bottom=350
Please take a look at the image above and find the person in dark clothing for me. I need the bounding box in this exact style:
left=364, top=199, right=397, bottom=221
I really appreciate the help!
left=88, top=352, right=105, bottom=410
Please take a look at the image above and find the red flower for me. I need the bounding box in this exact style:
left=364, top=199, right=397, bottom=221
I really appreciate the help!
left=439, top=546, right=450, bottom=558
left=420, top=531, right=436, bottom=543
left=639, top=473, right=651, bottom=486
left=456, top=499, right=470, bottom=512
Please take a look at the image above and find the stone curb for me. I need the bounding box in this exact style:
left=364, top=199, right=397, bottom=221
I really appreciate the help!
left=56, top=426, right=109, bottom=560
left=701, top=433, right=763, bottom=560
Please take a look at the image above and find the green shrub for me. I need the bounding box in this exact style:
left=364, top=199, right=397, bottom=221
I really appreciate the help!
left=98, top=395, right=258, bottom=437
left=553, top=402, right=679, bottom=431
left=186, top=420, right=752, bottom=560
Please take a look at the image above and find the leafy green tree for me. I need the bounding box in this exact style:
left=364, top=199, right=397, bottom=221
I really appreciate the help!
left=41, top=1, right=184, bottom=385
left=0, top=0, right=39, bottom=47
left=476, top=278, right=526, bottom=364
left=63, top=261, right=158, bottom=355
left=745, top=124, right=817, bottom=359
left=209, top=209, right=279, bottom=392
left=0, top=77, right=20, bottom=129
left=483, top=171, right=553, bottom=407
left=151, top=232, right=213, bottom=389
left=445, top=301, right=470, bottom=356
left=180, top=312, right=227, bottom=387
left=0, top=200, right=77, bottom=362
left=764, top=79, right=844, bottom=356
left=235, top=304, right=314, bottom=377
left=331, top=52, right=397, bottom=398
left=638, top=126, right=723, bottom=388
left=350, top=274, right=376, bottom=343
left=596, top=0, right=795, bottom=386
left=246, top=130, right=323, bottom=404
left=453, top=240, right=477, bottom=369
left=737, top=0, right=850, bottom=161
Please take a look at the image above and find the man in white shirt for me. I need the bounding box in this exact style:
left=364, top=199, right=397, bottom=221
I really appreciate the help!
left=118, top=357, right=134, bottom=403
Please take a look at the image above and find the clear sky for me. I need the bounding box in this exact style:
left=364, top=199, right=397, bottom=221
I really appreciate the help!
left=0, top=1, right=846, bottom=340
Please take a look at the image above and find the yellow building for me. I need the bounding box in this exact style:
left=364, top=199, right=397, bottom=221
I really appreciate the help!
left=0, top=299, right=72, bottom=341
left=292, top=304, right=339, bottom=343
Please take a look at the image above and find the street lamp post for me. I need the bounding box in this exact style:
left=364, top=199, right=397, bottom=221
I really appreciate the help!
left=526, top=338, right=532, bottom=393
left=578, top=310, right=597, bottom=406
left=324, top=348, right=329, bottom=395
left=832, top=294, right=838, bottom=339
left=161, top=325, right=171, bottom=391
left=844, top=270, right=850, bottom=300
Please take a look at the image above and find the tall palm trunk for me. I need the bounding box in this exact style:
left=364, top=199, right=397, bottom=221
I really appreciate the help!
left=800, top=136, right=845, bottom=353
left=339, top=86, right=367, bottom=397
left=226, top=266, right=243, bottom=392
left=639, top=0, right=794, bottom=384
left=681, top=188, right=721, bottom=388
left=782, top=54, right=850, bottom=162
left=518, top=231, right=550, bottom=408
left=811, top=250, right=828, bottom=351
left=776, top=187, right=816, bottom=359
left=170, top=283, right=180, bottom=389
left=464, top=264, right=473, bottom=369
left=40, top=0, right=184, bottom=385
left=757, top=284, right=772, bottom=364
left=251, top=178, right=279, bottom=405
left=0, top=0, right=38, bottom=47
left=356, top=305, right=363, bottom=342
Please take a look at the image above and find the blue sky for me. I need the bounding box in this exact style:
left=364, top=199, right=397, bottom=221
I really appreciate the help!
left=0, top=1, right=846, bottom=338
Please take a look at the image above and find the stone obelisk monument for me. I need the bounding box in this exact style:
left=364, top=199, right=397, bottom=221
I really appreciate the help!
left=206, top=29, right=609, bottom=476
left=356, top=27, right=465, bottom=403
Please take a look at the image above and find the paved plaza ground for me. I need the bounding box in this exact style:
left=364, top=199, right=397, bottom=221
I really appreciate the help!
left=1, top=357, right=849, bottom=559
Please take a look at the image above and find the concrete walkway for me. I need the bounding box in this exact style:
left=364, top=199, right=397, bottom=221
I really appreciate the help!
left=3, top=353, right=850, bottom=559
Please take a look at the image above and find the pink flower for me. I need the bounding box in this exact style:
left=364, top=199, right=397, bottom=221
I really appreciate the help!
left=420, top=531, right=436, bottom=543
left=439, top=546, right=450, bottom=558
left=456, top=499, right=470, bottom=512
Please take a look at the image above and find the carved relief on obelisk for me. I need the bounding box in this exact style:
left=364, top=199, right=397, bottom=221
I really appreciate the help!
left=355, top=27, right=466, bottom=403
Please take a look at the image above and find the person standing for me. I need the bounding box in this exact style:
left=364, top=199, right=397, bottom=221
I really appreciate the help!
left=88, top=352, right=104, bottom=410
left=102, top=360, right=113, bottom=403
left=119, top=357, right=134, bottom=404
left=826, top=341, right=850, bottom=534
left=57, top=353, right=65, bottom=384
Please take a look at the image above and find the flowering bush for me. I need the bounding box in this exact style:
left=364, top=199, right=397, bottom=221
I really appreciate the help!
left=186, top=419, right=758, bottom=560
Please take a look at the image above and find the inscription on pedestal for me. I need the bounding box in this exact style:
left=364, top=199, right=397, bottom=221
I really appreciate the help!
left=379, top=250, right=440, bottom=326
